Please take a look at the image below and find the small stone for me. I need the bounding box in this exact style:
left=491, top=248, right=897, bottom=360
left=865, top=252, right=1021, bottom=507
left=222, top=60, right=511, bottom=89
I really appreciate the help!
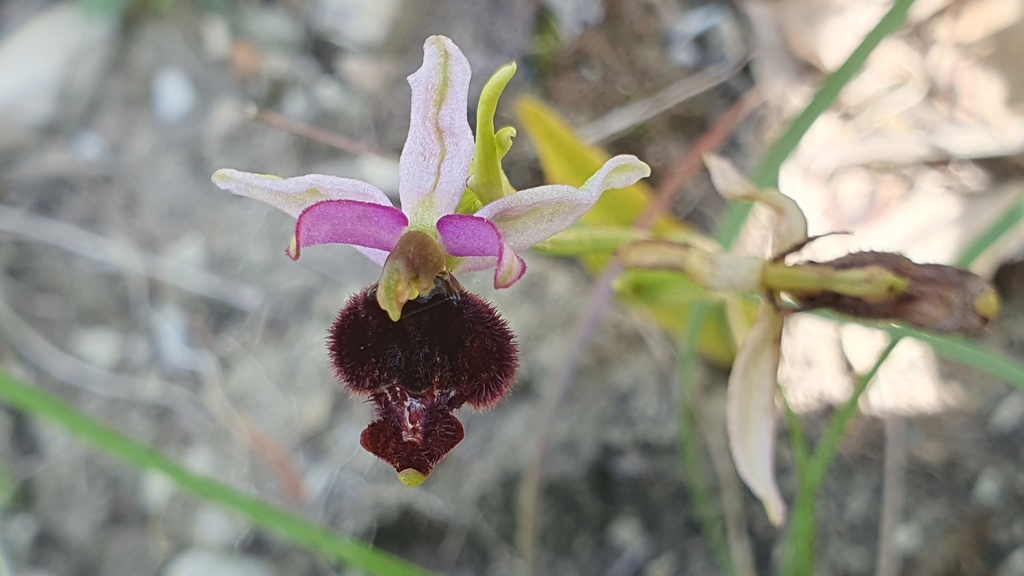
left=161, top=548, right=276, bottom=576
left=69, top=129, right=108, bottom=163
left=192, top=507, right=243, bottom=549
left=989, top=392, right=1024, bottom=435
left=236, top=5, right=304, bottom=52
left=163, top=232, right=209, bottom=271
left=836, top=545, right=873, bottom=572
left=666, top=3, right=745, bottom=68
left=183, top=445, right=218, bottom=477
left=279, top=86, right=316, bottom=123
left=971, top=467, right=1004, bottom=507
left=139, top=471, right=176, bottom=515
left=229, top=39, right=263, bottom=81
left=542, top=0, right=605, bottom=43
left=0, top=4, right=116, bottom=130
left=69, top=326, right=123, bottom=370
left=642, top=552, right=679, bottom=576
left=336, top=53, right=397, bottom=94
left=150, top=304, right=203, bottom=372
left=152, top=66, right=197, bottom=125
left=996, top=547, right=1024, bottom=576
left=2, top=512, right=41, bottom=567
left=893, top=521, right=925, bottom=556
left=606, top=515, right=646, bottom=550
left=100, top=527, right=161, bottom=576
left=309, top=0, right=404, bottom=50
left=201, top=14, right=232, bottom=62
left=32, top=449, right=112, bottom=548
left=310, top=75, right=362, bottom=119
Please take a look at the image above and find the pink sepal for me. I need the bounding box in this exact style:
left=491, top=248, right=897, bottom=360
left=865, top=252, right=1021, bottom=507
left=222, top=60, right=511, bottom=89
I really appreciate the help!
left=291, top=200, right=409, bottom=260
left=436, top=214, right=526, bottom=289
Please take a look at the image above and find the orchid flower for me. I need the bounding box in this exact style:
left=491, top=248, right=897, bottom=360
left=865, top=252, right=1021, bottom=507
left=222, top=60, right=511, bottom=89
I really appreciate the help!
left=619, top=155, right=998, bottom=525
left=213, top=36, right=651, bottom=485
left=213, top=36, right=649, bottom=322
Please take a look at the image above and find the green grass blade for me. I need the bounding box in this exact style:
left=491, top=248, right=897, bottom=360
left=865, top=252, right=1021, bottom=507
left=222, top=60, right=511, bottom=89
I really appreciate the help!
left=716, top=0, right=918, bottom=249
left=885, top=325, right=1024, bottom=390
left=955, top=197, right=1024, bottom=268
left=811, top=186, right=1024, bottom=397
left=804, top=310, right=1024, bottom=430
left=676, top=306, right=734, bottom=576
left=0, top=370, right=435, bottom=576
left=809, top=338, right=901, bottom=479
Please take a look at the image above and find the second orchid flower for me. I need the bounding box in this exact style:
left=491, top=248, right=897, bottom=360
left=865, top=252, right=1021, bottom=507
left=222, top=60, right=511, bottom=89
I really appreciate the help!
left=619, top=155, right=998, bottom=525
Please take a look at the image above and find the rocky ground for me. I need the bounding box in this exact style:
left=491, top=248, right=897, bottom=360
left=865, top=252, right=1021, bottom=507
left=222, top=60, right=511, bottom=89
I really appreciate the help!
left=1, top=0, right=1024, bottom=575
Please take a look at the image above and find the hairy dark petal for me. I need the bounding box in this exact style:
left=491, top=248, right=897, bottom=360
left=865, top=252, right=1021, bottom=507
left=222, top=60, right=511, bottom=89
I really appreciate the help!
left=454, top=289, right=519, bottom=409
left=328, top=276, right=518, bottom=404
left=328, top=274, right=518, bottom=476
left=360, top=390, right=465, bottom=476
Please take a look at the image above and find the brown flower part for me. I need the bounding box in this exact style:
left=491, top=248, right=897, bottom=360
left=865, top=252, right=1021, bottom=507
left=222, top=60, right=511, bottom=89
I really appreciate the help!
left=328, top=273, right=517, bottom=485
left=785, top=251, right=999, bottom=335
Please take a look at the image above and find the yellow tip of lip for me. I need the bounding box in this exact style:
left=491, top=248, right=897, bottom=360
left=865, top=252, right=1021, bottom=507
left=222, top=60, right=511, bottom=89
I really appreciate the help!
left=975, top=289, right=1001, bottom=321
left=398, top=469, right=427, bottom=487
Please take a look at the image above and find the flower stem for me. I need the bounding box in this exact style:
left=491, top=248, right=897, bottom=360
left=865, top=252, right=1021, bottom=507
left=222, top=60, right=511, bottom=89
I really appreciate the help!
left=780, top=336, right=902, bottom=575
left=808, top=337, right=900, bottom=480
left=780, top=474, right=820, bottom=576
left=761, top=262, right=909, bottom=300
left=677, top=306, right=735, bottom=576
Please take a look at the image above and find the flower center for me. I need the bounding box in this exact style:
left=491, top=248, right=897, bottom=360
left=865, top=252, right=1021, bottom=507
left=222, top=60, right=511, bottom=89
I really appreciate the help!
left=376, top=229, right=448, bottom=321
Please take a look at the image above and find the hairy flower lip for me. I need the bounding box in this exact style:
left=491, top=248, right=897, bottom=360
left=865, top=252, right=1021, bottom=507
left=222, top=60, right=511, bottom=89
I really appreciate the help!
left=329, top=273, right=518, bottom=481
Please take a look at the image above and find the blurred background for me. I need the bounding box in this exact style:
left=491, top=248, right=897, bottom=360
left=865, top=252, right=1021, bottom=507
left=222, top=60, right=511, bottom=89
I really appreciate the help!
left=1, top=0, right=1024, bottom=575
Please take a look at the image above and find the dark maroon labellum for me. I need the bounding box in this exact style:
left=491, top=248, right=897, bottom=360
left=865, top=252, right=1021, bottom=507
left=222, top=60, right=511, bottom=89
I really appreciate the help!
left=328, top=273, right=518, bottom=481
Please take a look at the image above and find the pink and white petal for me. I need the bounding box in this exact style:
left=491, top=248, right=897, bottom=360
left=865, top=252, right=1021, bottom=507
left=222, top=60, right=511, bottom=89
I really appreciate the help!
left=289, top=200, right=408, bottom=260
left=212, top=169, right=394, bottom=218
left=399, top=36, right=475, bottom=227
left=473, top=155, right=650, bottom=251
left=704, top=155, right=808, bottom=253
left=436, top=214, right=526, bottom=288
left=727, top=303, right=787, bottom=526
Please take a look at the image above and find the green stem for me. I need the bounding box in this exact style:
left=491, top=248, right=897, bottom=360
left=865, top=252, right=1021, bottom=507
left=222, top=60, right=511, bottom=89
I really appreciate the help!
left=808, top=337, right=901, bottom=480
left=780, top=337, right=901, bottom=575
left=761, top=262, right=909, bottom=300
left=780, top=474, right=819, bottom=576
left=0, top=371, right=433, bottom=576
left=781, top=394, right=810, bottom=471
left=677, top=306, right=734, bottom=576
left=955, top=197, right=1024, bottom=268
left=780, top=394, right=815, bottom=576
